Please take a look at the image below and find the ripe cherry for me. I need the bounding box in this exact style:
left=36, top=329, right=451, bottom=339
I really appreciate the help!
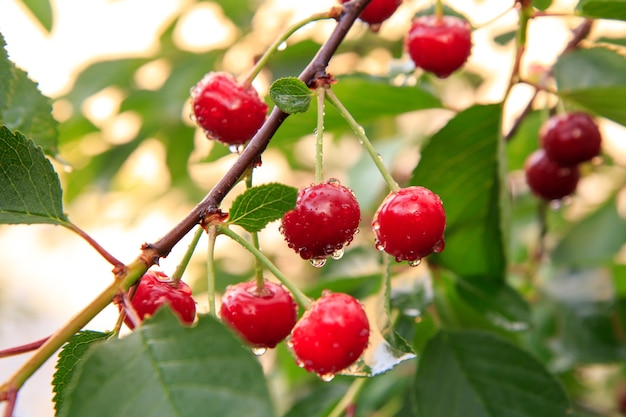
left=340, top=0, right=402, bottom=27
left=290, top=291, right=370, bottom=377
left=373, top=186, right=446, bottom=264
left=406, top=15, right=472, bottom=78
left=524, top=149, right=580, bottom=201
left=539, top=112, right=602, bottom=166
left=280, top=179, right=361, bottom=264
left=191, top=72, right=268, bottom=145
left=220, top=280, right=298, bottom=349
left=124, top=270, right=196, bottom=329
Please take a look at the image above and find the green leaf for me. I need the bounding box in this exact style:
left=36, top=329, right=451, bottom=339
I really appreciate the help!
left=543, top=268, right=626, bottom=364
left=576, top=0, right=626, bottom=20
left=58, top=310, right=275, bottom=417
left=414, top=330, right=572, bottom=417
left=53, top=331, right=111, bottom=413
left=282, top=383, right=348, bottom=417
left=274, top=75, right=442, bottom=142
left=269, top=77, right=313, bottom=114
left=2, top=69, right=59, bottom=154
left=0, top=126, right=69, bottom=225
left=533, top=0, right=553, bottom=10
left=227, top=183, right=298, bottom=233
left=16, top=0, right=53, bottom=32
left=493, top=30, right=516, bottom=46
left=410, top=104, right=507, bottom=280
left=0, top=34, right=57, bottom=154
left=455, top=278, right=531, bottom=332
left=0, top=34, right=17, bottom=116
left=554, top=47, right=626, bottom=126
left=551, top=197, right=626, bottom=267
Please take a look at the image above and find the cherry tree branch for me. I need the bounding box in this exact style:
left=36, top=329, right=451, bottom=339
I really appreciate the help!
left=148, top=0, right=371, bottom=260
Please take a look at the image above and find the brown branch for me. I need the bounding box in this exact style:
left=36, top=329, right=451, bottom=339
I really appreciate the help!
left=0, top=337, right=50, bottom=358
left=147, top=0, right=372, bottom=261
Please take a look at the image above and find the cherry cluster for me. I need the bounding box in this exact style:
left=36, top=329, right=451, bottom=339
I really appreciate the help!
left=121, top=0, right=458, bottom=379
left=524, top=112, right=602, bottom=201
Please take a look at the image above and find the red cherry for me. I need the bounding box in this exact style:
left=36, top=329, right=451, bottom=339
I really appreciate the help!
left=220, top=280, right=298, bottom=349
left=373, top=186, right=446, bottom=263
left=524, top=149, right=580, bottom=201
left=340, top=0, right=402, bottom=26
left=290, top=291, right=370, bottom=377
left=406, top=15, right=472, bottom=78
left=191, top=72, right=268, bottom=145
left=124, top=270, right=196, bottom=329
left=280, top=179, right=361, bottom=263
left=540, top=112, right=602, bottom=166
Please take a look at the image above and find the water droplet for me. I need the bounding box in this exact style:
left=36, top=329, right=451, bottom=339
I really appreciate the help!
left=318, top=373, right=335, bottom=382
left=309, top=258, right=327, bottom=268
left=277, top=41, right=287, bottom=51
left=375, top=241, right=385, bottom=251
left=251, top=347, right=267, bottom=356
left=372, top=221, right=380, bottom=231
left=189, top=113, right=197, bottom=122
left=433, top=239, right=445, bottom=253
left=549, top=199, right=563, bottom=210
left=408, top=258, right=422, bottom=267
left=331, top=248, right=344, bottom=260
left=228, top=144, right=245, bottom=154
left=327, top=178, right=341, bottom=186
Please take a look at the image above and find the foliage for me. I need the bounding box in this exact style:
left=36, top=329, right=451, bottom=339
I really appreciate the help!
left=1, top=1, right=626, bottom=417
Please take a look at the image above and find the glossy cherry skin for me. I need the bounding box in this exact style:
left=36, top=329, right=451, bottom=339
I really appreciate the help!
left=340, top=0, right=402, bottom=26
left=406, top=15, right=472, bottom=78
left=220, top=280, right=298, bottom=349
left=524, top=149, right=580, bottom=201
left=191, top=72, right=268, bottom=145
left=280, top=180, right=361, bottom=261
left=539, top=112, right=602, bottom=166
left=290, top=291, right=370, bottom=376
left=373, top=186, right=446, bottom=263
left=124, top=271, right=196, bottom=329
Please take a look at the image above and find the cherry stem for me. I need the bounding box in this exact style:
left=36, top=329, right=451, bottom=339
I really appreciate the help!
left=435, top=0, right=444, bottom=22
left=324, top=87, right=400, bottom=193
left=172, top=226, right=204, bottom=283
left=245, top=173, right=265, bottom=290
left=0, top=337, right=49, bottom=358
left=241, top=11, right=336, bottom=87
left=66, top=222, right=123, bottom=268
left=315, top=87, right=326, bottom=184
left=206, top=224, right=219, bottom=318
left=1, top=388, right=16, bottom=417
left=218, top=225, right=313, bottom=309
left=326, top=377, right=366, bottom=417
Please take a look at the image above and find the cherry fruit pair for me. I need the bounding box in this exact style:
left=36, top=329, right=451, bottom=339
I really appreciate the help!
left=525, top=112, right=602, bottom=201
left=221, top=281, right=370, bottom=377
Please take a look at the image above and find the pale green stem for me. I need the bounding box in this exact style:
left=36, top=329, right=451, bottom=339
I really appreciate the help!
left=326, top=377, right=367, bottom=417
left=241, top=12, right=333, bottom=87
left=325, top=88, right=400, bottom=192
left=1, top=259, right=148, bottom=394
left=245, top=172, right=265, bottom=290
left=315, top=87, right=326, bottom=184
left=218, top=225, right=312, bottom=309
left=206, top=224, right=218, bottom=317
left=435, top=0, right=444, bottom=21
left=172, top=226, right=203, bottom=282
